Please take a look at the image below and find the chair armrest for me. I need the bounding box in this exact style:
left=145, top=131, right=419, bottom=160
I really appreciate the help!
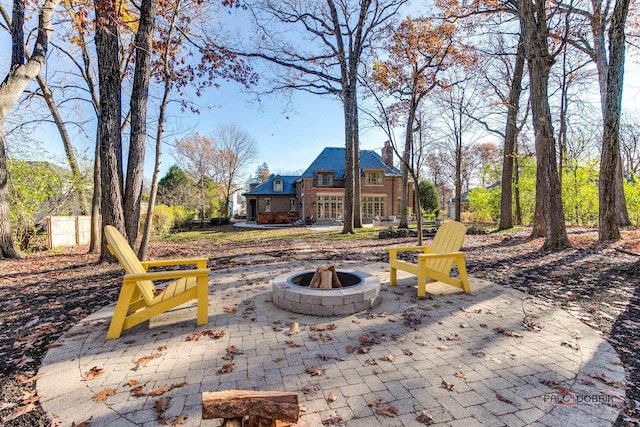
left=387, top=246, right=431, bottom=254
left=141, top=258, right=208, bottom=269
left=417, top=252, right=465, bottom=260
left=123, top=268, right=211, bottom=282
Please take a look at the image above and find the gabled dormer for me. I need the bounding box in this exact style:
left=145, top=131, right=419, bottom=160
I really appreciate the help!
left=273, top=178, right=284, bottom=192
left=316, top=171, right=334, bottom=186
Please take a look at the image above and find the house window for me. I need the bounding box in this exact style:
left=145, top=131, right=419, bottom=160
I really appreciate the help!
left=365, top=171, right=383, bottom=185
left=289, top=198, right=296, bottom=212
left=317, top=195, right=343, bottom=219
left=264, top=198, right=271, bottom=213
left=274, top=179, right=283, bottom=192
left=317, top=172, right=333, bottom=186
left=362, top=196, right=386, bottom=218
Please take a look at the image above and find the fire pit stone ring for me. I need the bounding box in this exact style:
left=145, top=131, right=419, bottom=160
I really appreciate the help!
left=271, top=269, right=381, bottom=316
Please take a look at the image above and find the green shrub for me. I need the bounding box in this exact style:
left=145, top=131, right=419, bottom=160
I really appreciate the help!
left=625, top=175, right=640, bottom=226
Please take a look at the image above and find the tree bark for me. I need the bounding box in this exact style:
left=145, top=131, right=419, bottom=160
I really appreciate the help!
left=588, top=0, right=631, bottom=227
left=519, top=0, right=571, bottom=250
left=599, top=0, right=630, bottom=241
left=0, top=0, right=61, bottom=258
left=124, top=0, right=158, bottom=247
left=95, top=0, right=125, bottom=262
left=499, top=34, right=525, bottom=230
left=399, top=100, right=416, bottom=229
left=89, top=132, right=101, bottom=253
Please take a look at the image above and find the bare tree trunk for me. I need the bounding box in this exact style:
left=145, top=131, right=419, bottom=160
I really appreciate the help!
left=342, top=91, right=356, bottom=234
left=599, top=0, right=630, bottom=241
left=95, top=0, right=125, bottom=262
left=589, top=0, right=631, bottom=227
left=514, top=149, right=522, bottom=225
left=0, top=125, right=19, bottom=258
left=139, top=81, right=169, bottom=260
left=353, top=95, right=362, bottom=229
left=34, top=73, right=89, bottom=215
left=499, top=35, right=525, bottom=230
left=89, top=133, right=101, bottom=253
left=399, top=103, right=416, bottom=229
left=0, top=0, right=61, bottom=258
left=124, top=0, right=158, bottom=247
left=520, top=0, right=571, bottom=250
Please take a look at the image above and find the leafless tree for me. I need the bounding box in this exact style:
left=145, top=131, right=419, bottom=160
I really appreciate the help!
left=211, top=122, right=258, bottom=219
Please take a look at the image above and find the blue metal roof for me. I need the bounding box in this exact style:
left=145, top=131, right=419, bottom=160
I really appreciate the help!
left=244, top=174, right=297, bottom=195
left=300, top=147, right=401, bottom=179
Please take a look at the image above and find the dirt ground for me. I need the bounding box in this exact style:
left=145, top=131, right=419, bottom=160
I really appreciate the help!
left=1, top=225, right=639, bottom=426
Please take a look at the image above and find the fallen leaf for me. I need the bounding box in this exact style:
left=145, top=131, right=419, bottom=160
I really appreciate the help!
left=317, top=353, right=344, bottom=361
left=2, top=404, right=36, bottom=422
left=441, top=378, right=454, bottom=391
left=127, top=379, right=139, bottom=387
left=185, top=329, right=226, bottom=341
left=284, top=340, right=302, bottom=348
left=306, top=366, right=324, bottom=376
left=376, top=405, right=398, bottom=417
left=454, top=371, right=467, bottom=380
left=310, top=323, right=336, bottom=331
left=589, top=373, right=627, bottom=389
left=496, top=393, right=513, bottom=404
left=494, top=328, right=523, bottom=338
left=403, top=349, right=413, bottom=356
left=561, top=341, right=580, bottom=351
left=364, top=359, right=378, bottom=365
left=380, top=354, right=395, bottom=362
left=436, top=345, right=448, bottom=351
left=223, top=305, right=237, bottom=313
left=71, top=418, right=92, bottom=427
left=154, top=396, right=172, bottom=413
left=223, top=345, right=243, bottom=360
left=367, top=398, right=383, bottom=407
left=327, top=392, right=338, bottom=402
left=322, top=413, right=343, bottom=425
left=218, top=364, right=235, bottom=374
left=131, top=385, right=147, bottom=397
left=170, top=414, right=187, bottom=426
left=416, top=409, right=434, bottom=424
left=149, top=382, right=187, bottom=397
left=83, top=366, right=105, bottom=381
left=93, top=388, right=115, bottom=402
left=134, top=352, right=162, bottom=368
left=302, top=385, right=319, bottom=395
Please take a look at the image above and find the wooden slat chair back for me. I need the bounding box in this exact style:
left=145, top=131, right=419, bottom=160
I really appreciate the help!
left=104, top=225, right=210, bottom=339
left=388, top=221, right=471, bottom=297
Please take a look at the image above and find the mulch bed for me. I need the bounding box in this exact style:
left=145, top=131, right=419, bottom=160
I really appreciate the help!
left=0, top=226, right=639, bottom=426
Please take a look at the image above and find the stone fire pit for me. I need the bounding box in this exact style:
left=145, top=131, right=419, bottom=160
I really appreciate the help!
left=271, top=269, right=381, bottom=316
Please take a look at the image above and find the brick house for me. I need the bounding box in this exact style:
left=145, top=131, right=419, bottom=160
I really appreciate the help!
left=244, top=142, right=413, bottom=225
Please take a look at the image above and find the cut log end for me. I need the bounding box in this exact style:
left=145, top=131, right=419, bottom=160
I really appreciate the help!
left=202, top=390, right=299, bottom=423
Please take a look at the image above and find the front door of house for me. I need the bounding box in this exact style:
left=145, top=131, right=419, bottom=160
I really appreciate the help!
left=316, top=195, right=343, bottom=219
left=249, top=199, right=257, bottom=221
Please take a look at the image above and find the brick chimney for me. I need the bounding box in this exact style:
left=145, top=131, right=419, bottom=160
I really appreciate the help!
left=382, top=141, right=394, bottom=168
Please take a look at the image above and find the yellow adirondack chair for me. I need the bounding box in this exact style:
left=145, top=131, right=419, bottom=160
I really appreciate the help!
left=388, top=221, right=471, bottom=297
left=104, top=225, right=210, bottom=339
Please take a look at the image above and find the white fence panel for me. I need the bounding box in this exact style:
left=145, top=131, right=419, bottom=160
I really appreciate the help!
left=47, top=216, right=91, bottom=248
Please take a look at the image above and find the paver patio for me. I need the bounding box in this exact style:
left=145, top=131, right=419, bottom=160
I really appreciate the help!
left=37, top=258, right=626, bottom=426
